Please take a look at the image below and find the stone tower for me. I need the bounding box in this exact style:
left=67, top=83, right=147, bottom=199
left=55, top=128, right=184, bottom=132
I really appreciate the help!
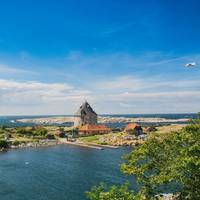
left=74, top=101, right=97, bottom=126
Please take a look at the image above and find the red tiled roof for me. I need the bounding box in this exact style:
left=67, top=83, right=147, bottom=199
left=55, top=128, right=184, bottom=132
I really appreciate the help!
left=79, top=124, right=110, bottom=132
left=124, top=123, right=141, bottom=131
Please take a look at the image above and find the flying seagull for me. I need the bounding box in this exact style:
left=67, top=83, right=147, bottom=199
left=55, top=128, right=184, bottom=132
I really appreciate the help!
left=185, top=62, right=197, bottom=67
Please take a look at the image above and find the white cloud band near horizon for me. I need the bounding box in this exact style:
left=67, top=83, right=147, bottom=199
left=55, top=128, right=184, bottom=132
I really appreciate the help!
left=0, top=76, right=199, bottom=115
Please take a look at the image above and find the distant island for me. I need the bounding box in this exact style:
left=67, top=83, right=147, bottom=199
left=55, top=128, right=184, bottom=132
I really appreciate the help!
left=17, top=115, right=190, bottom=125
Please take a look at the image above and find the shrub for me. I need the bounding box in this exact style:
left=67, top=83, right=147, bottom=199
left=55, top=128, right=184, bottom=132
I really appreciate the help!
left=0, top=140, right=9, bottom=148
left=59, top=127, right=64, bottom=132
left=12, top=140, right=20, bottom=146
left=16, top=128, right=32, bottom=136
left=33, top=127, right=47, bottom=136
left=0, top=125, right=7, bottom=130
left=46, top=134, right=55, bottom=140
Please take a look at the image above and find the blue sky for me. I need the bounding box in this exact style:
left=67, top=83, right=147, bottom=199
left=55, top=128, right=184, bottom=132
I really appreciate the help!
left=0, top=0, right=200, bottom=115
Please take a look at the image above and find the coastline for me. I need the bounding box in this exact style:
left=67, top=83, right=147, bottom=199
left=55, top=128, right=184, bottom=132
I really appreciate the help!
left=0, top=138, right=119, bottom=152
left=0, top=124, right=186, bottom=152
left=16, top=116, right=190, bottom=125
left=0, top=140, right=61, bottom=152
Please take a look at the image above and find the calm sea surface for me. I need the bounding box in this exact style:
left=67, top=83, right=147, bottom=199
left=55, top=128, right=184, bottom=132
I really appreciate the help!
left=0, top=145, right=132, bottom=200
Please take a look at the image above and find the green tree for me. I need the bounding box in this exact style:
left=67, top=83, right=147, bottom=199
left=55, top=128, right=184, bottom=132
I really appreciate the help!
left=86, top=114, right=200, bottom=200
left=0, top=125, right=7, bottom=130
left=0, top=140, right=9, bottom=149
left=59, top=127, right=65, bottom=132
left=86, top=183, right=136, bottom=200
left=16, top=127, right=32, bottom=136
left=33, top=127, right=47, bottom=136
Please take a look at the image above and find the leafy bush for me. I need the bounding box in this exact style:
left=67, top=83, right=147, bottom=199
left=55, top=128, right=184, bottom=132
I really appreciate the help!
left=12, top=140, right=20, bottom=146
left=46, top=134, right=55, bottom=140
left=16, top=128, right=32, bottom=136
left=16, top=127, right=47, bottom=137
left=0, top=140, right=8, bottom=148
left=59, top=127, right=65, bottom=132
left=0, top=125, right=7, bottom=130
left=0, top=135, right=4, bottom=140
left=33, top=127, right=47, bottom=136
left=86, top=183, right=135, bottom=200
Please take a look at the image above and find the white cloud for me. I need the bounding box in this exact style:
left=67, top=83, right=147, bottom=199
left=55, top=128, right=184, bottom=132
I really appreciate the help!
left=0, top=79, right=93, bottom=114
left=0, top=79, right=72, bottom=91
left=0, top=75, right=200, bottom=115
left=109, top=91, right=200, bottom=101
left=95, top=76, right=145, bottom=91
left=94, top=75, right=200, bottom=92
left=119, top=102, right=136, bottom=108
left=91, top=75, right=200, bottom=114
left=0, top=64, right=36, bottom=75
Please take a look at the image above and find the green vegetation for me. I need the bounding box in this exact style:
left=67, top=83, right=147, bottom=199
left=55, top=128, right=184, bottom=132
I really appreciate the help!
left=79, top=134, right=104, bottom=143
left=11, top=140, right=20, bottom=146
left=0, top=125, right=7, bottom=130
left=0, top=126, right=63, bottom=147
left=0, top=126, right=12, bottom=140
left=0, top=140, right=8, bottom=149
left=16, top=127, right=47, bottom=137
left=86, top=114, right=200, bottom=200
left=79, top=132, right=125, bottom=144
left=86, top=183, right=135, bottom=200
left=46, top=134, right=56, bottom=140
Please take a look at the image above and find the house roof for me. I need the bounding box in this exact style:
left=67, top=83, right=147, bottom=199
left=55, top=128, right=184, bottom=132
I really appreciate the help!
left=124, top=123, right=141, bottom=130
left=79, top=124, right=110, bottom=132
left=75, top=101, right=97, bottom=116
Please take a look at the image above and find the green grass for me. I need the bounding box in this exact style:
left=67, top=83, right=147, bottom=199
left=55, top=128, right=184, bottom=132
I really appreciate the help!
left=0, top=126, right=59, bottom=145
left=78, top=132, right=124, bottom=145
left=79, top=135, right=101, bottom=143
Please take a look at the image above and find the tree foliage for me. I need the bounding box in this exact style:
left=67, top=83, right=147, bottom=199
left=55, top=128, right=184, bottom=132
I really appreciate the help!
left=86, top=113, right=200, bottom=200
left=0, top=140, right=9, bottom=148
left=86, top=183, right=136, bottom=200
left=16, top=127, right=47, bottom=137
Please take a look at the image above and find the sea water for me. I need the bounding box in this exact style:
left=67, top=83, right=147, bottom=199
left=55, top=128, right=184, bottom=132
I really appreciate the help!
left=0, top=145, right=132, bottom=200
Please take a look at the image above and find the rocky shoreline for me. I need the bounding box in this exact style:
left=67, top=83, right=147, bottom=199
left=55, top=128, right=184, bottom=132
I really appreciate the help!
left=0, top=140, right=61, bottom=152
left=0, top=139, right=119, bottom=152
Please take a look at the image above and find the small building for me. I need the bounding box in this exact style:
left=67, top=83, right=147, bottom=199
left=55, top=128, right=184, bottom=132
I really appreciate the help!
left=74, top=101, right=97, bottom=126
left=124, top=123, right=143, bottom=136
left=79, top=124, right=110, bottom=136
